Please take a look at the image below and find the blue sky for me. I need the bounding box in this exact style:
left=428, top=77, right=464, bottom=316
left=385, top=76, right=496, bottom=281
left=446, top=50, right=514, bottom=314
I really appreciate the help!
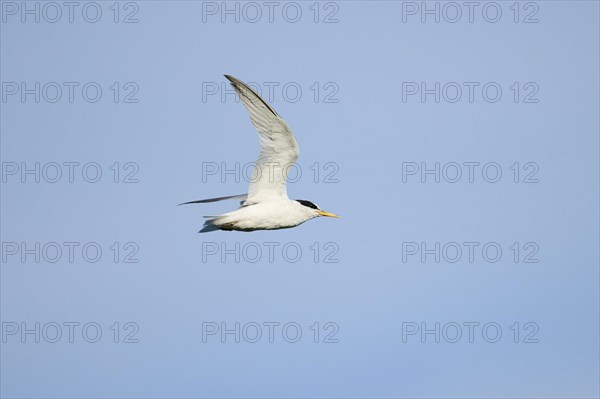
left=1, top=1, right=599, bottom=398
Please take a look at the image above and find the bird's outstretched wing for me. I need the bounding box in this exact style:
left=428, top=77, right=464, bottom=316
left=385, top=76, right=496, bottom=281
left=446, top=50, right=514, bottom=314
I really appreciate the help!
left=178, top=194, right=247, bottom=206
left=225, top=75, right=299, bottom=203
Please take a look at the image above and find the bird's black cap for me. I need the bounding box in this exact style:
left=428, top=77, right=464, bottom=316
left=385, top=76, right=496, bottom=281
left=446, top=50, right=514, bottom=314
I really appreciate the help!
left=296, top=200, right=319, bottom=210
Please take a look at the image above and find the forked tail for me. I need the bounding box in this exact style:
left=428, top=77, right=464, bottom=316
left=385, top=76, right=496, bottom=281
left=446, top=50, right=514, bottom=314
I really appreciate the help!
left=178, top=194, right=244, bottom=233
left=199, top=218, right=221, bottom=233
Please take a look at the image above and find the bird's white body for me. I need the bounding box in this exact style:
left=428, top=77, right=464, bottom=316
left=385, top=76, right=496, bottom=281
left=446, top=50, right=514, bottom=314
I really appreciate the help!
left=205, top=200, right=320, bottom=232
left=182, top=75, right=339, bottom=232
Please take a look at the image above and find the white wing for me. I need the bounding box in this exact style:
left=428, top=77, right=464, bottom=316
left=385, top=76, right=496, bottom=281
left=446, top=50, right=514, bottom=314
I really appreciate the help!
left=225, top=75, right=300, bottom=203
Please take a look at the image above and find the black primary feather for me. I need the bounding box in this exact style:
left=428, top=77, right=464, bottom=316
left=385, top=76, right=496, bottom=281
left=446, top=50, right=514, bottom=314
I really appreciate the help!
left=178, top=194, right=247, bottom=206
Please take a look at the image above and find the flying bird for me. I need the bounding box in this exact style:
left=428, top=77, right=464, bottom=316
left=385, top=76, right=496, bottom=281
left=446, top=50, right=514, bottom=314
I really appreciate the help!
left=181, top=74, right=339, bottom=232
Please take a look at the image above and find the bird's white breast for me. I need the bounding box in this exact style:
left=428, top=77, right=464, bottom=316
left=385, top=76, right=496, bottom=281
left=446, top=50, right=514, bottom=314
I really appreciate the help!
left=213, top=200, right=316, bottom=231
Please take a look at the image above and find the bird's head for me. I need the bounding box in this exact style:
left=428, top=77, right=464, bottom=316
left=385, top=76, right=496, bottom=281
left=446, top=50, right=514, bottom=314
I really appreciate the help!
left=295, top=200, right=340, bottom=219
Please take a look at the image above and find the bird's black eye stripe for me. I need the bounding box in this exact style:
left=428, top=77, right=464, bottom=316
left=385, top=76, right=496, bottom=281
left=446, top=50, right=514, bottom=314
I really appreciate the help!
left=296, top=200, right=319, bottom=210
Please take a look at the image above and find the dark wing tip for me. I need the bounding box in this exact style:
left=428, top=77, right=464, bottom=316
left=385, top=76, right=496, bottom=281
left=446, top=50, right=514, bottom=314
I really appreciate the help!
left=178, top=200, right=199, bottom=206
left=223, top=74, right=244, bottom=95
left=178, top=199, right=212, bottom=206
left=224, top=75, right=244, bottom=93
left=223, top=74, right=280, bottom=117
left=178, top=194, right=248, bottom=206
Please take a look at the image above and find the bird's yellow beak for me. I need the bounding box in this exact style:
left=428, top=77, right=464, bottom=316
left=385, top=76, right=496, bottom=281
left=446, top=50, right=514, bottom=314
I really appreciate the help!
left=317, top=210, right=341, bottom=218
